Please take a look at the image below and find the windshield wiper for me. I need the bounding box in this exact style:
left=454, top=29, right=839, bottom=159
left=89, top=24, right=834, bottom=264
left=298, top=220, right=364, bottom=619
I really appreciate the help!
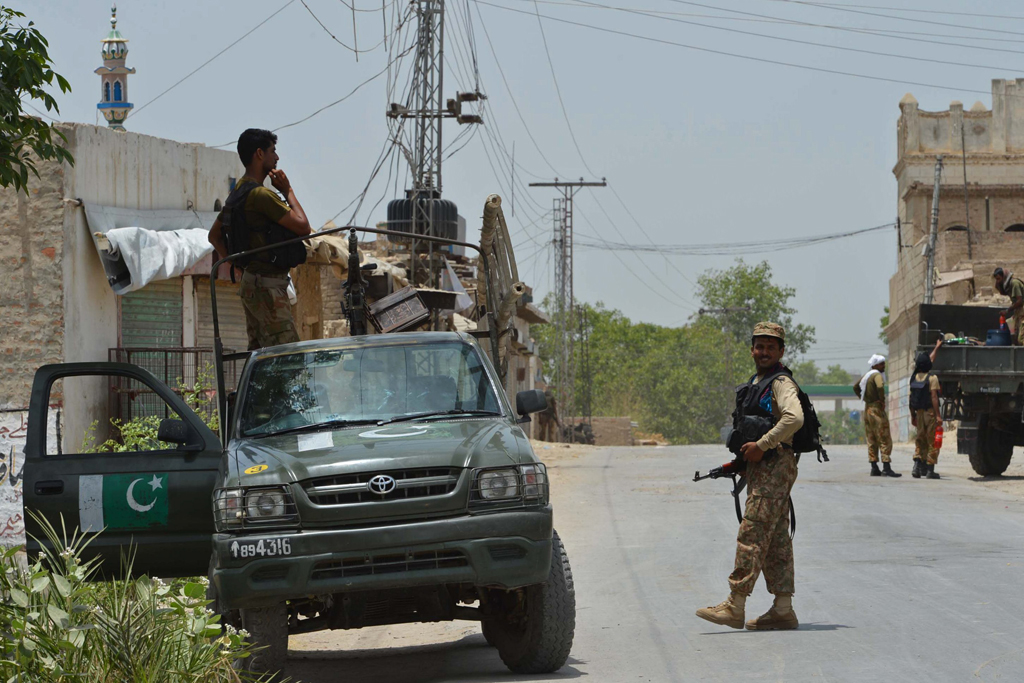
left=249, top=418, right=377, bottom=439
left=377, top=410, right=502, bottom=426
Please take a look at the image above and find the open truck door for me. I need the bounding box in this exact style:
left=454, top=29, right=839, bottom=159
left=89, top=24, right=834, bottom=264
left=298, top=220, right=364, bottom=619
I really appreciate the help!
left=23, top=362, right=222, bottom=578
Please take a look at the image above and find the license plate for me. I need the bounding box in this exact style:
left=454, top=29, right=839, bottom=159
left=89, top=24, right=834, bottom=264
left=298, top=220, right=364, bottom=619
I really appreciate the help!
left=229, top=537, right=292, bottom=560
left=979, top=385, right=1001, bottom=394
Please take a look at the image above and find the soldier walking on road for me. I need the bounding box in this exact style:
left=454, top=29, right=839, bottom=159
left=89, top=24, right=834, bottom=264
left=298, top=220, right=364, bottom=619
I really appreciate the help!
left=856, top=354, right=900, bottom=477
left=696, top=322, right=803, bottom=631
left=208, top=129, right=312, bottom=350
left=911, top=339, right=944, bottom=479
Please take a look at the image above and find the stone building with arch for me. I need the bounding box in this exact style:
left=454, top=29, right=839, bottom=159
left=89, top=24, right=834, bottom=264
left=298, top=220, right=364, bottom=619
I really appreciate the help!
left=886, top=79, right=1024, bottom=439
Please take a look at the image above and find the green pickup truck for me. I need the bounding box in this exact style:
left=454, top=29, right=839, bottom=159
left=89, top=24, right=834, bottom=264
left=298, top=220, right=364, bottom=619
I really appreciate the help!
left=22, top=332, right=575, bottom=676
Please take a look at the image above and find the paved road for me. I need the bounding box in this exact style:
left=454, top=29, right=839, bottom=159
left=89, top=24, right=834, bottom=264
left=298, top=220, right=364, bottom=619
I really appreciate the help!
left=287, top=444, right=1024, bottom=682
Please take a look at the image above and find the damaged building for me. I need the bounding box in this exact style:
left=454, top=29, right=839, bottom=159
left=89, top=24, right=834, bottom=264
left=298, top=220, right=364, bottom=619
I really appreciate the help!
left=887, top=79, right=1024, bottom=440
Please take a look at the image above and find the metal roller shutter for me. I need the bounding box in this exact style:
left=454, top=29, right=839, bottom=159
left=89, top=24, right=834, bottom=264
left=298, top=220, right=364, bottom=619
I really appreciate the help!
left=120, top=279, right=183, bottom=348
left=195, top=278, right=250, bottom=354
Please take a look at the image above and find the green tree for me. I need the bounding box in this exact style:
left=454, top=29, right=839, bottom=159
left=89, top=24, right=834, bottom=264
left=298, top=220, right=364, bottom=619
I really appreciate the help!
left=696, top=259, right=816, bottom=354
left=0, top=7, right=73, bottom=192
left=879, top=306, right=890, bottom=344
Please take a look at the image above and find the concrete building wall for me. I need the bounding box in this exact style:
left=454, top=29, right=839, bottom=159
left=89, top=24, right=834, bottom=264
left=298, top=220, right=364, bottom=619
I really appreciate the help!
left=0, top=123, right=240, bottom=546
left=888, top=80, right=1024, bottom=440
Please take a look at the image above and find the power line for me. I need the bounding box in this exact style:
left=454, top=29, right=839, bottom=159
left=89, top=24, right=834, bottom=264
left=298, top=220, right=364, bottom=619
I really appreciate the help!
left=564, top=0, right=1022, bottom=73
left=472, top=1, right=1009, bottom=100
left=576, top=221, right=895, bottom=255
left=781, top=1, right=1024, bottom=20
left=765, top=0, right=1024, bottom=38
left=210, top=43, right=415, bottom=148
left=531, top=0, right=600, bottom=178
left=130, top=0, right=297, bottom=119
left=473, top=2, right=565, bottom=177
left=300, top=0, right=388, bottom=55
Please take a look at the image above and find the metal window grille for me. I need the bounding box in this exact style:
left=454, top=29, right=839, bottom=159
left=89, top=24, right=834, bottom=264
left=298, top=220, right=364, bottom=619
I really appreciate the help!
left=108, top=347, right=240, bottom=426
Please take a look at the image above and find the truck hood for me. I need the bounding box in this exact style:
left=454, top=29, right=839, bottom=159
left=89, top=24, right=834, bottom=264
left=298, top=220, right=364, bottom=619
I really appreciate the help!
left=227, top=418, right=528, bottom=485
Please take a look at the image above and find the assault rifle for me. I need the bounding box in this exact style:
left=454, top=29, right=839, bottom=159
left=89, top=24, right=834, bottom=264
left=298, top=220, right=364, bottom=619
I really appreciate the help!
left=693, top=416, right=795, bottom=537
left=342, top=228, right=375, bottom=336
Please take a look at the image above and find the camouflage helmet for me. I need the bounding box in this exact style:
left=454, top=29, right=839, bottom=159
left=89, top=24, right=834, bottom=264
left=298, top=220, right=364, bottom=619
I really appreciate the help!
left=751, top=321, right=786, bottom=344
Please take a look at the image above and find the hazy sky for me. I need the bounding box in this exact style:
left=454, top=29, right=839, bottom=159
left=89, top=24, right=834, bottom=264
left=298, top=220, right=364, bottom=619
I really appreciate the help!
left=27, top=0, right=1018, bottom=370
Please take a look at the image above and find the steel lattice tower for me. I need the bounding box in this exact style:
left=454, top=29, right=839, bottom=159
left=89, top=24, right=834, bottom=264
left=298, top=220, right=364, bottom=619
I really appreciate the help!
left=531, top=179, right=605, bottom=433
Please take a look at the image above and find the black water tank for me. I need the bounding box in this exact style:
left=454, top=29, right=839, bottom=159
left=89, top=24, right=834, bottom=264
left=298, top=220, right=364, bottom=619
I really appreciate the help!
left=386, top=192, right=458, bottom=242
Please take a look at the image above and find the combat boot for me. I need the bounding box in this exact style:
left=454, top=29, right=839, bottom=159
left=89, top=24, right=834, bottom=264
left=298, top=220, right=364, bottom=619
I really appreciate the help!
left=695, top=592, right=745, bottom=629
left=746, top=594, right=799, bottom=631
left=912, top=460, right=923, bottom=478
left=882, top=462, right=902, bottom=478
left=926, top=464, right=940, bottom=479
left=870, top=462, right=882, bottom=476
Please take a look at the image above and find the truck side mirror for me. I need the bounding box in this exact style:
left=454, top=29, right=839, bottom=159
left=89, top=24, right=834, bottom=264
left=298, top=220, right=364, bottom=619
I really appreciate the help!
left=158, top=418, right=190, bottom=446
left=516, top=389, right=547, bottom=418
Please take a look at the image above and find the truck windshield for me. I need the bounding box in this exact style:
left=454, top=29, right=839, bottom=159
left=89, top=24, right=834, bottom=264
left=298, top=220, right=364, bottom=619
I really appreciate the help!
left=239, top=341, right=503, bottom=437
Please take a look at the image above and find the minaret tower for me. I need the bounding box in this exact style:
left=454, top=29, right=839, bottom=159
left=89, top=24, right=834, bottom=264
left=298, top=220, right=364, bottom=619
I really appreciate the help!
left=95, top=4, right=135, bottom=130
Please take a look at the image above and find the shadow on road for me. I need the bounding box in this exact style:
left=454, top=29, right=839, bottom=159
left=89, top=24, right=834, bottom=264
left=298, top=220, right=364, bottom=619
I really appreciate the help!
left=286, top=632, right=587, bottom=683
left=969, top=475, right=1024, bottom=482
left=698, top=623, right=852, bottom=636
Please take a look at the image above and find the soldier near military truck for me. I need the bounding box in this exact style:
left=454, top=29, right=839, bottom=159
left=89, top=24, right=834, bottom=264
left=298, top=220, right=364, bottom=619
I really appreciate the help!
left=910, top=339, right=944, bottom=480
left=208, top=128, right=312, bottom=350
left=696, top=322, right=804, bottom=632
left=993, top=267, right=1024, bottom=346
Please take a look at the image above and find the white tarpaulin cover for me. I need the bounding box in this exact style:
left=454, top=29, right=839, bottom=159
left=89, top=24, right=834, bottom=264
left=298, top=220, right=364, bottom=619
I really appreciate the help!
left=83, top=204, right=219, bottom=295
left=104, top=228, right=212, bottom=295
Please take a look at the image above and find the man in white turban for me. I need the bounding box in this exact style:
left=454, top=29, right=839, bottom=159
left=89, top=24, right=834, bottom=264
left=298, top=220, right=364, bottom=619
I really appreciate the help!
left=855, top=354, right=901, bottom=477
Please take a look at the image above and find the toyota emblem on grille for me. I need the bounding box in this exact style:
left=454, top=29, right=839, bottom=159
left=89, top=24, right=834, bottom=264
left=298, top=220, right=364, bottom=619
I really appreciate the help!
left=367, top=474, right=397, bottom=495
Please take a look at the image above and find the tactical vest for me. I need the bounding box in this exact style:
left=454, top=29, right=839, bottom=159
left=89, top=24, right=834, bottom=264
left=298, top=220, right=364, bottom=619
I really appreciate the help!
left=221, top=181, right=307, bottom=271
left=731, top=366, right=827, bottom=461
left=909, top=373, right=935, bottom=411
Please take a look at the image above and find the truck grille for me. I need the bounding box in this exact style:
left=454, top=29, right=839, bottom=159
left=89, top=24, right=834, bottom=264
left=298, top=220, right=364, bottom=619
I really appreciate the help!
left=310, top=549, right=468, bottom=580
left=303, top=468, right=460, bottom=505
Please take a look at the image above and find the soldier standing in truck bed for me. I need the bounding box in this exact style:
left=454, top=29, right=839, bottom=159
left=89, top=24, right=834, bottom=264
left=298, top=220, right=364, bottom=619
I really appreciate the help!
left=993, top=267, right=1024, bottom=345
left=208, top=129, right=312, bottom=350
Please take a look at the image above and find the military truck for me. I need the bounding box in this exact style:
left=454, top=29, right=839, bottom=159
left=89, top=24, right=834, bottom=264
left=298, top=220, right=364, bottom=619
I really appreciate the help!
left=918, top=303, right=1023, bottom=476
left=22, top=226, right=575, bottom=676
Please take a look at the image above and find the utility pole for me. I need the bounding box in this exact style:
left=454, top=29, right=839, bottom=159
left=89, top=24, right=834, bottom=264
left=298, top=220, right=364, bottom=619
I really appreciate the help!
left=387, top=0, right=483, bottom=289
left=924, top=155, right=943, bottom=305
left=960, top=123, right=973, bottom=260
left=530, top=178, right=606, bottom=434
left=577, top=303, right=592, bottom=428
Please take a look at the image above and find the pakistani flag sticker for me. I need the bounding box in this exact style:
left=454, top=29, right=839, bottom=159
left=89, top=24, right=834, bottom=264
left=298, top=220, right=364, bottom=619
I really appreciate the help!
left=79, top=473, right=169, bottom=531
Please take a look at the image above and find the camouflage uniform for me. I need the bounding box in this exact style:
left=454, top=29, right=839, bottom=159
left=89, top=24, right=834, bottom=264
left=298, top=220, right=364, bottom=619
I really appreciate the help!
left=862, top=373, right=893, bottom=463
left=728, top=446, right=799, bottom=596
left=218, top=175, right=300, bottom=350
left=240, top=271, right=299, bottom=350
left=727, top=366, right=803, bottom=598
left=914, top=408, right=940, bottom=466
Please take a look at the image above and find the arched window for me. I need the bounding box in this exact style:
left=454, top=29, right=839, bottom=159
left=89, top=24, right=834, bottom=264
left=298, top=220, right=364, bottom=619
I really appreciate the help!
left=113, top=81, right=122, bottom=102
left=104, top=82, right=110, bottom=102
left=1006, top=224, right=1024, bottom=232
left=945, top=225, right=968, bottom=232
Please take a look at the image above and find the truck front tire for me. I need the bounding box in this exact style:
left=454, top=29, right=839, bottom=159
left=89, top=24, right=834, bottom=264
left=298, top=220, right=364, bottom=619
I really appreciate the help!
left=239, top=603, right=289, bottom=677
left=969, top=415, right=1014, bottom=476
left=485, top=530, right=576, bottom=674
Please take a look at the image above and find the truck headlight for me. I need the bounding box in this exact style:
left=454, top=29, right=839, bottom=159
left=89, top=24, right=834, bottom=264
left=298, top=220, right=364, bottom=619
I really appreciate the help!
left=471, top=463, right=548, bottom=506
left=479, top=469, right=519, bottom=499
left=214, top=486, right=298, bottom=531
left=246, top=487, right=288, bottom=518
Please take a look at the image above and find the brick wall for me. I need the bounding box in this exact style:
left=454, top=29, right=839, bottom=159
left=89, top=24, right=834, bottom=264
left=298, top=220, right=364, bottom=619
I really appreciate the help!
left=0, top=158, right=66, bottom=412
